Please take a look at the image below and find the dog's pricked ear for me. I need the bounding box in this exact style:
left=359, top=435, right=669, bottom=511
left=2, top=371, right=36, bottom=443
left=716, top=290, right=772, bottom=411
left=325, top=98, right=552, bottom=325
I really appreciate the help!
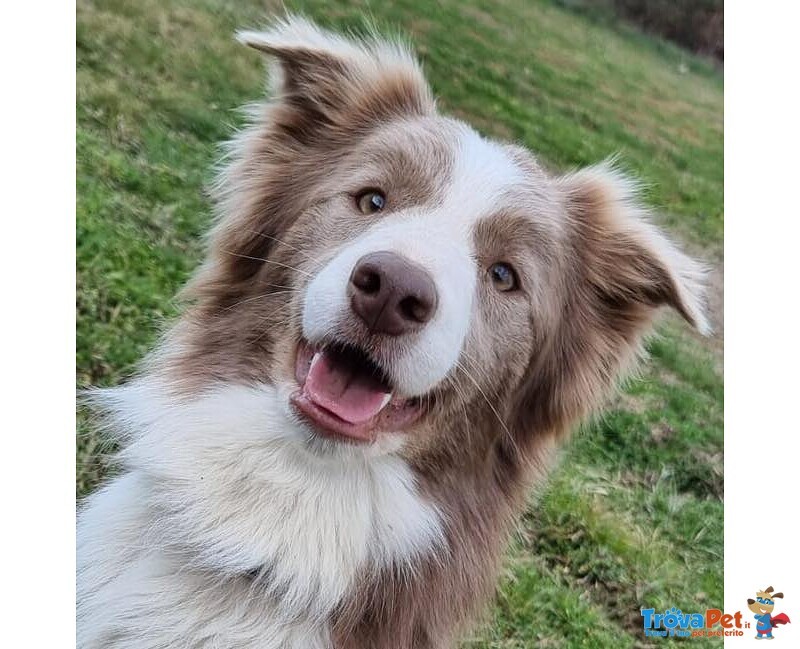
left=236, top=16, right=434, bottom=141
left=561, top=163, right=710, bottom=335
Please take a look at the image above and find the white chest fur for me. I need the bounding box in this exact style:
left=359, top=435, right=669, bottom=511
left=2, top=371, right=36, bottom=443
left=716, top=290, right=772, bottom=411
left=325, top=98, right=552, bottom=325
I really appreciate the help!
left=77, top=382, right=444, bottom=648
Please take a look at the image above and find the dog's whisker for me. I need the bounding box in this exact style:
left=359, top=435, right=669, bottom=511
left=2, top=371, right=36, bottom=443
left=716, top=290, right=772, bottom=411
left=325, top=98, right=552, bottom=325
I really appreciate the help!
left=244, top=229, right=303, bottom=253
left=457, top=355, right=498, bottom=398
left=255, top=280, right=298, bottom=291
left=221, top=250, right=313, bottom=277
left=412, top=348, right=476, bottom=452
left=244, top=229, right=321, bottom=266
left=458, top=349, right=495, bottom=383
left=448, top=379, right=474, bottom=451
left=248, top=312, right=299, bottom=346
left=454, top=358, right=521, bottom=460
left=220, top=290, right=297, bottom=313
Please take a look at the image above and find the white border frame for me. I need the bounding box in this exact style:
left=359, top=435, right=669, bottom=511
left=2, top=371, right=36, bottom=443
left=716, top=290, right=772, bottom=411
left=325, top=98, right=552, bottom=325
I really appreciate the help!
left=1, top=0, right=77, bottom=645
left=725, top=0, right=800, bottom=644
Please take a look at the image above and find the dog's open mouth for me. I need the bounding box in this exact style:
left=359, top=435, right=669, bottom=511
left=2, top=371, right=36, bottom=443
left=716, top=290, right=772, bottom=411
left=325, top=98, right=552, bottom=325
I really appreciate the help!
left=291, top=340, right=422, bottom=442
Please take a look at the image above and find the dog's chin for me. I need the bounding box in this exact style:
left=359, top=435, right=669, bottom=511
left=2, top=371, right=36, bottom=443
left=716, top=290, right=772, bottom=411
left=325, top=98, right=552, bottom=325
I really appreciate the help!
left=290, top=339, right=424, bottom=444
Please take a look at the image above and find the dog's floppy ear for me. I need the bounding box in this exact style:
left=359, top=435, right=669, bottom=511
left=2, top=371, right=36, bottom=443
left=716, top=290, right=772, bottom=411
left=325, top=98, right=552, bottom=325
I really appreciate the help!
left=511, top=163, right=708, bottom=440
left=187, top=17, right=435, bottom=301
left=561, top=163, right=709, bottom=335
left=237, top=16, right=434, bottom=142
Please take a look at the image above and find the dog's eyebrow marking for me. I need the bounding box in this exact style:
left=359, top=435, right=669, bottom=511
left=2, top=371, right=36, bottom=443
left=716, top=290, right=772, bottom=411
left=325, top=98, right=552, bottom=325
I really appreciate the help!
left=474, top=210, right=558, bottom=249
left=349, top=118, right=457, bottom=210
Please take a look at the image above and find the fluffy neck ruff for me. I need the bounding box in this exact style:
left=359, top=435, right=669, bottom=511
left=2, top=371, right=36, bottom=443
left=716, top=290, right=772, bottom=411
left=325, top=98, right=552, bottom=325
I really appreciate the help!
left=92, top=379, right=446, bottom=622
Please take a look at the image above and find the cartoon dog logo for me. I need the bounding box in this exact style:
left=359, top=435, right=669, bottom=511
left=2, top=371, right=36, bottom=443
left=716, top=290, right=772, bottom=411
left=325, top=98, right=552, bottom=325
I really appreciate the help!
left=747, top=587, right=791, bottom=639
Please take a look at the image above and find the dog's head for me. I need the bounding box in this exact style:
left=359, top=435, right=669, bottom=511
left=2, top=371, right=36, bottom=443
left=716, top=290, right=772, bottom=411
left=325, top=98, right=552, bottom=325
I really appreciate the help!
left=175, top=17, right=707, bottom=459
left=748, top=587, right=784, bottom=615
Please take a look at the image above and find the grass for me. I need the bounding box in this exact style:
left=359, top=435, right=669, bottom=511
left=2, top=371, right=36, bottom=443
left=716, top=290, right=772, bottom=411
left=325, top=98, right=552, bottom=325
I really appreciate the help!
left=76, top=0, right=723, bottom=646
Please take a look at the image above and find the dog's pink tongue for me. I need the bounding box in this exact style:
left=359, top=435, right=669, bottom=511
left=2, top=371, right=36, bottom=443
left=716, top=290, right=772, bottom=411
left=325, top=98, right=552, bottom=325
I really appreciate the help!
left=304, top=352, right=390, bottom=424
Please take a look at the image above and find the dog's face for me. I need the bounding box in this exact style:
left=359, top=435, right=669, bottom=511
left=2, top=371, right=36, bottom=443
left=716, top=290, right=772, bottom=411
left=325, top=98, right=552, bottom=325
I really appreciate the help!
left=748, top=588, right=783, bottom=615
left=748, top=597, right=775, bottom=616
left=288, top=118, right=564, bottom=445
left=177, top=18, right=707, bottom=457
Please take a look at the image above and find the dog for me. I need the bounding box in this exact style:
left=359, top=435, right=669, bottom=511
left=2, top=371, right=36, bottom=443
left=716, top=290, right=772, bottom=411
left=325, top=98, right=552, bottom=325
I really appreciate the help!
left=747, top=587, right=791, bottom=639
left=77, top=16, right=708, bottom=648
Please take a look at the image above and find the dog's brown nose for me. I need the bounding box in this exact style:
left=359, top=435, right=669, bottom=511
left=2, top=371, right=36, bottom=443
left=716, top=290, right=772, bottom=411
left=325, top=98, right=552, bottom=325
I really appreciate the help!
left=349, top=251, right=438, bottom=336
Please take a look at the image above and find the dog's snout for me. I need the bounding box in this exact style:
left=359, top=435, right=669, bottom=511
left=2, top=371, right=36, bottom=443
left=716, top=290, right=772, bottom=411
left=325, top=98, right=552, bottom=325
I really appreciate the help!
left=349, top=251, right=438, bottom=336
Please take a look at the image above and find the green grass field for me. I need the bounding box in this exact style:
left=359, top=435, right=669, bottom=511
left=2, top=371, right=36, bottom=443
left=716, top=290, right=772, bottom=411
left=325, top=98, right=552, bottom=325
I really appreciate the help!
left=77, top=0, right=723, bottom=646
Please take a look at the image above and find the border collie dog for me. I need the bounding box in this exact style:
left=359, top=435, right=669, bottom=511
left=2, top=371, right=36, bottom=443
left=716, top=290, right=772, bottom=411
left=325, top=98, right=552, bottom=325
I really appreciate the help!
left=77, top=16, right=708, bottom=648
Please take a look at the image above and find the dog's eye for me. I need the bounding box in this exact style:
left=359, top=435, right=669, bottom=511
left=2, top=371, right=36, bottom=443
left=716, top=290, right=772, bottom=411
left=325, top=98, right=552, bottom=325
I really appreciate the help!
left=488, top=262, right=518, bottom=292
left=355, top=190, right=386, bottom=215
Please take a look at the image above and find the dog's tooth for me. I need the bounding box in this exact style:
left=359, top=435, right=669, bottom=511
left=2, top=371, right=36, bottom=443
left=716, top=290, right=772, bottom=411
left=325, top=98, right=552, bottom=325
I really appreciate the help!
left=380, top=393, right=392, bottom=410
left=309, top=351, right=322, bottom=370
